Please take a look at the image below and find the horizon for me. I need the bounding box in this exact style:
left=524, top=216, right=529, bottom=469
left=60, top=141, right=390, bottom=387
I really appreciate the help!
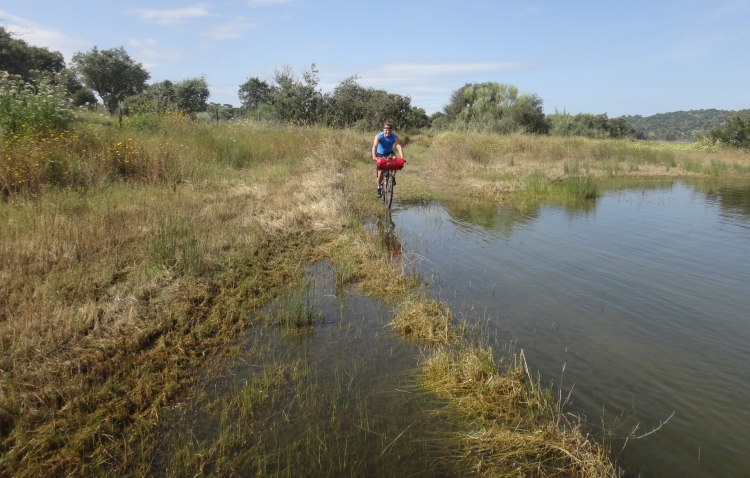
left=2, top=1, right=749, bottom=117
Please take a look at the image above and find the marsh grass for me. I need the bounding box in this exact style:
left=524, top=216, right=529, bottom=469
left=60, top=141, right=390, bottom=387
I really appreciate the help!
left=425, top=131, right=750, bottom=209
left=391, top=296, right=460, bottom=344
left=424, top=346, right=620, bottom=477
left=0, top=118, right=685, bottom=476
left=0, top=119, right=374, bottom=475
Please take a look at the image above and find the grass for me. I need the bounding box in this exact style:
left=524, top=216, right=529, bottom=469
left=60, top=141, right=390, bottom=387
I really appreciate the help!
left=419, top=131, right=750, bottom=209
left=423, top=346, right=619, bottom=477
left=4, top=117, right=744, bottom=476
left=391, top=296, right=459, bottom=345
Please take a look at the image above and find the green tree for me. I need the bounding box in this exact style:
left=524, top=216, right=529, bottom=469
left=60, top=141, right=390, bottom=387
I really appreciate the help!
left=444, top=82, right=546, bottom=134
left=404, top=106, right=429, bottom=131
left=323, top=75, right=368, bottom=128
left=704, top=113, right=750, bottom=149
left=0, top=26, right=65, bottom=78
left=238, top=77, right=276, bottom=110
left=72, top=46, right=150, bottom=114
left=608, top=117, right=635, bottom=138
left=174, top=76, right=210, bottom=113
left=271, top=64, right=324, bottom=125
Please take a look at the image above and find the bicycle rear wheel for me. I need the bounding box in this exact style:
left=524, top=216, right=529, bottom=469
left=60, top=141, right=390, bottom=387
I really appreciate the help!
left=383, top=173, right=394, bottom=209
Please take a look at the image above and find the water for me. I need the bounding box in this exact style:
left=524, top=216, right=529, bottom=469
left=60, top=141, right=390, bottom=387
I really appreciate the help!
left=391, top=181, right=750, bottom=477
left=156, top=262, right=461, bottom=477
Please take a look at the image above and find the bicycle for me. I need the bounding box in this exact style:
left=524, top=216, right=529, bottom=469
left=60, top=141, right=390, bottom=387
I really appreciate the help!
left=376, top=156, right=404, bottom=209
left=381, top=169, right=395, bottom=209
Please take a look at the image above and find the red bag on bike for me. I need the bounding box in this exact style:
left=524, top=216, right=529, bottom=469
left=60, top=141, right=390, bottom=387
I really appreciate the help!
left=377, top=157, right=405, bottom=170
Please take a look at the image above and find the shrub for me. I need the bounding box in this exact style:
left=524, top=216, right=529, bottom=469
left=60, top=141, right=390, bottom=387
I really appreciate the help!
left=0, top=71, right=74, bottom=135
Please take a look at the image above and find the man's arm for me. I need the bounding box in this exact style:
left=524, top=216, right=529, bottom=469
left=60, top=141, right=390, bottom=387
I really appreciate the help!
left=395, top=137, right=405, bottom=159
left=372, top=136, right=380, bottom=160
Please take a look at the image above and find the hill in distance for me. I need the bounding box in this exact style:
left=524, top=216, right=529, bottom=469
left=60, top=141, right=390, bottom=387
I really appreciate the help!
left=622, top=109, right=750, bottom=142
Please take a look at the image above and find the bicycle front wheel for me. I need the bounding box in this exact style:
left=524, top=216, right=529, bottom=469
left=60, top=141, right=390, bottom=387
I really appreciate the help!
left=383, top=173, right=394, bottom=209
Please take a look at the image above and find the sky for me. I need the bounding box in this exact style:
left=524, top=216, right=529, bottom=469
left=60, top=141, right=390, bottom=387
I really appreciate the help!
left=2, top=0, right=749, bottom=116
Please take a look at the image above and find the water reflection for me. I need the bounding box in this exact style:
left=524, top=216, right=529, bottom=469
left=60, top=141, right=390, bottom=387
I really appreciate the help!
left=394, top=180, right=750, bottom=478
left=375, top=211, right=403, bottom=260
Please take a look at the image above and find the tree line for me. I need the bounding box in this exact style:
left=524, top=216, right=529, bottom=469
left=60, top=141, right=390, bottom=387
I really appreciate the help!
left=4, top=31, right=746, bottom=148
left=238, top=64, right=428, bottom=131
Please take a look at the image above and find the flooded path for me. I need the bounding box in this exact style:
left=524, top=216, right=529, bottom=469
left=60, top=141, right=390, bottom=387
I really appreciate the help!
left=391, top=181, right=750, bottom=477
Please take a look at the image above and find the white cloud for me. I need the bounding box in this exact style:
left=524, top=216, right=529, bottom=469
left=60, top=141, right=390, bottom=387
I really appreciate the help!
left=0, top=10, right=89, bottom=62
left=128, top=38, right=182, bottom=69
left=200, top=18, right=257, bottom=40
left=132, top=3, right=217, bottom=25
left=356, top=61, right=534, bottom=87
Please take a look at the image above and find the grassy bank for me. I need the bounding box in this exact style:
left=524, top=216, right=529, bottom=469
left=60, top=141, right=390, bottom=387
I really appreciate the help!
left=3, top=120, right=746, bottom=475
left=406, top=132, right=750, bottom=208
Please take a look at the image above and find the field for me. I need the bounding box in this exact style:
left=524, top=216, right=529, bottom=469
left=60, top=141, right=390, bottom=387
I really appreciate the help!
left=2, top=115, right=748, bottom=476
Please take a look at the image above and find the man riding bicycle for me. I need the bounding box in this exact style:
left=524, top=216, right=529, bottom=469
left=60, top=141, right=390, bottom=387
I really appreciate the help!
left=372, top=122, right=404, bottom=198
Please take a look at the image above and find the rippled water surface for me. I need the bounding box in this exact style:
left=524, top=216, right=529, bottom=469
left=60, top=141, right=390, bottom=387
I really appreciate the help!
left=391, top=181, right=750, bottom=477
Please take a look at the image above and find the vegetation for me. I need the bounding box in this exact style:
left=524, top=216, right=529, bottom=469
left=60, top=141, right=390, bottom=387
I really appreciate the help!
left=435, top=82, right=548, bottom=134
left=0, top=71, right=75, bottom=137
left=0, top=26, right=65, bottom=79
left=548, top=110, right=635, bottom=139
left=702, top=111, right=750, bottom=150
left=623, top=109, right=750, bottom=142
left=71, top=47, right=150, bottom=113
left=2, top=40, right=750, bottom=477
left=125, top=77, right=210, bottom=115
left=239, top=65, right=429, bottom=131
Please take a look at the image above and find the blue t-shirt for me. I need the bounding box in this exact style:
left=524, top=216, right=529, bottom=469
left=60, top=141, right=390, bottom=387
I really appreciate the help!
left=376, top=131, right=398, bottom=154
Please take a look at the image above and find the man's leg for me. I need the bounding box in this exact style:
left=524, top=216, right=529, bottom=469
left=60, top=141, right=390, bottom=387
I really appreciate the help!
left=376, top=167, right=383, bottom=197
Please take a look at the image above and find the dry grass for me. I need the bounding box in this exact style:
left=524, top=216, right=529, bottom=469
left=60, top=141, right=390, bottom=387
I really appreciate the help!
left=0, top=120, right=376, bottom=475
left=424, top=346, right=621, bottom=477
left=391, top=296, right=459, bottom=344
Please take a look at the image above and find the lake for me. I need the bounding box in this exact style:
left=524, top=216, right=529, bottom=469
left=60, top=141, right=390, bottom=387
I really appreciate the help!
left=391, top=180, right=750, bottom=477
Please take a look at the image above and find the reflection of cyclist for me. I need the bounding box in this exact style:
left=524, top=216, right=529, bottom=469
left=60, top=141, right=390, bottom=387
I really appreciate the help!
left=376, top=213, right=403, bottom=260
left=372, top=122, right=404, bottom=198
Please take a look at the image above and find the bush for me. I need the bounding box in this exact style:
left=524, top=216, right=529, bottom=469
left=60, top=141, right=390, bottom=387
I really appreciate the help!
left=0, top=71, right=74, bottom=135
left=704, top=113, right=750, bottom=149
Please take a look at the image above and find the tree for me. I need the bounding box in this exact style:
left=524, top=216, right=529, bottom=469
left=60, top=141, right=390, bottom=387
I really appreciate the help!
left=271, top=64, right=324, bottom=125
left=63, top=72, right=98, bottom=106
left=323, top=75, right=368, bottom=128
left=444, top=82, right=545, bottom=134
left=125, top=77, right=210, bottom=114
left=0, top=26, right=65, bottom=78
left=705, top=113, right=750, bottom=149
left=173, top=76, right=210, bottom=113
left=443, top=82, right=473, bottom=122
left=72, top=46, right=150, bottom=113
left=509, top=93, right=548, bottom=134
left=238, top=77, right=276, bottom=110
left=404, top=106, right=429, bottom=131
left=608, top=117, right=635, bottom=138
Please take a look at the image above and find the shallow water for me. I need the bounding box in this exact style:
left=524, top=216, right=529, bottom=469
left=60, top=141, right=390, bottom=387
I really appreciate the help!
left=156, top=262, right=461, bottom=477
left=392, top=181, right=750, bottom=477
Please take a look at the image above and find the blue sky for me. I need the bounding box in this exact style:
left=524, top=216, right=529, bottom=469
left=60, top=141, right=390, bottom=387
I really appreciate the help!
left=2, top=1, right=749, bottom=116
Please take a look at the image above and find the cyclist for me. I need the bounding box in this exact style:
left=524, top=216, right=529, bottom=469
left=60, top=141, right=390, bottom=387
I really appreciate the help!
left=372, top=122, right=404, bottom=197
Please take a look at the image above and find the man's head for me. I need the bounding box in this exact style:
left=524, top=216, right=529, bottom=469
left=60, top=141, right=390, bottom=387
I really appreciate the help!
left=383, top=122, right=393, bottom=136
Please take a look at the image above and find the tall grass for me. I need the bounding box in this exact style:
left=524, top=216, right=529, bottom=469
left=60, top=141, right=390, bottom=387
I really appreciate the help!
left=0, top=117, right=371, bottom=475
